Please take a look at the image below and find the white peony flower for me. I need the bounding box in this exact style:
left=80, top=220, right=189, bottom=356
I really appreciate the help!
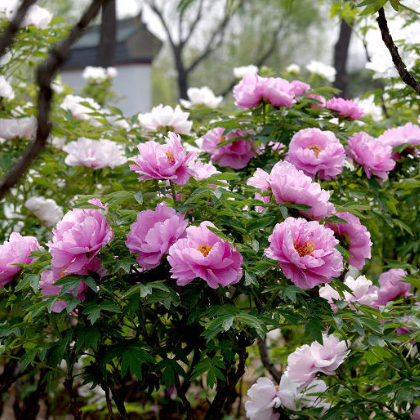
left=366, top=50, right=417, bottom=79
left=60, top=95, right=101, bottom=122
left=233, top=64, right=258, bottom=78
left=0, top=75, right=13, bottom=99
left=51, top=78, right=65, bottom=94
left=49, top=136, right=66, bottom=149
left=180, top=86, right=223, bottom=109
left=25, top=196, right=63, bottom=226
left=319, top=275, right=378, bottom=306
left=83, top=66, right=118, bottom=81
left=245, top=377, right=281, bottom=420
left=1, top=2, right=53, bottom=28
left=21, top=5, right=53, bottom=29
left=306, top=60, right=336, bottom=83
left=63, top=138, right=127, bottom=169
left=0, top=116, right=37, bottom=140
left=286, top=64, right=301, bottom=74
left=106, top=67, right=118, bottom=79
left=138, top=104, right=192, bottom=135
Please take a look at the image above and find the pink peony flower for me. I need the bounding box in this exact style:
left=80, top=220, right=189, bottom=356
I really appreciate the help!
left=167, top=221, right=243, bottom=289
left=233, top=73, right=295, bottom=109
left=411, top=406, right=420, bottom=420
left=346, top=132, right=396, bottom=181
left=245, top=377, right=281, bottom=420
left=319, top=275, right=378, bottom=307
left=326, top=97, right=364, bottom=119
left=48, top=209, right=114, bottom=275
left=63, top=138, right=126, bottom=169
left=130, top=132, right=197, bottom=185
left=0, top=233, right=39, bottom=288
left=310, top=334, right=349, bottom=375
left=378, top=122, right=420, bottom=157
left=138, top=104, right=192, bottom=135
left=286, top=334, right=349, bottom=385
left=374, top=268, right=410, bottom=306
left=286, top=344, right=317, bottom=384
left=265, top=217, right=343, bottom=289
left=126, top=205, right=188, bottom=270
left=278, top=374, right=329, bottom=411
left=188, top=160, right=220, bottom=180
left=286, top=128, right=345, bottom=179
left=202, top=127, right=256, bottom=169
left=307, top=94, right=326, bottom=109
left=39, top=258, right=106, bottom=313
left=325, top=211, right=372, bottom=270
left=289, top=80, right=311, bottom=97
left=269, top=161, right=334, bottom=220
left=88, top=198, right=108, bottom=210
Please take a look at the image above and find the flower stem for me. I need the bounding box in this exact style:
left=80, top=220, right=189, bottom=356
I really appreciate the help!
left=169, top=180, right=177, bottom=203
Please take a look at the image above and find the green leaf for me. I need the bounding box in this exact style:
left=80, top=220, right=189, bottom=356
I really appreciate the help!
left=134, top=191, right=143, bottom=205
left=15, top=274, right=39, bottom=292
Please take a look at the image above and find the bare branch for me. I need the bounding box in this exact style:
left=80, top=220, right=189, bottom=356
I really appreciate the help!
left=180, top=0, right=205, bottom=47
left=145, top=0, right=177, bottom=50
left=186, top=7, right=233, bottom=74
left=257, top=338, right=282, bottom=383
left=0, top=0, right=37, bottom=59
left=218, top=20, right=284, bottom=98
left=377, top=7, right=420, bottom=96
left=0, top=0, right=110, bottom=200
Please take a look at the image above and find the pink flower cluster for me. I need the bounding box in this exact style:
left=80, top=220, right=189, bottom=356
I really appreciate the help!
left=130, top=132, right=197, bottom=185
left=346, top=132, right=396, bottom=182
left=286, top=334, right=349, bottom=385
left=378, top=122, right=420, bottom=157
left=245, top=334, right=346, bottom=419
left=265, top=217, right=343, bottom=289
left=0, top=233, right=39, bottom=288
left=245, top=375, right=329, bottom=420
left=372, top=268, right=410, bottom=306
left=202, top=127, right=256, bottom=169
left=41, top=209, right=114, bottom=312
left=126, top=205, right=188, bottom=270
left=286, top=128, right=345, bottom=179
left=247, top=161, right=334, bottom=220
left=168, top=221, right=243, bottom=288
left=233, top=73, right=296, bottom=109
left=325, top=211, right=372, bottom=270
left=326, top=98, right=364, bottom=120
left=319, top=275, right=378, bottom=308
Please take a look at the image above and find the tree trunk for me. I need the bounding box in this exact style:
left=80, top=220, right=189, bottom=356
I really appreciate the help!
left=95, top=0, right=116, bottom=67
left=333, top=17, right=352, bottom=98
left=174, top=46, right=188, bottom=100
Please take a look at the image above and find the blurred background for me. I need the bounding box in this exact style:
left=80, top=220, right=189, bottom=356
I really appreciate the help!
left=38, top=0, right=420, bottom=114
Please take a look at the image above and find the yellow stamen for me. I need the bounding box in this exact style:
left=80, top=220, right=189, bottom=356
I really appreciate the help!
left=166, top=151, right=175, bottom=164
left=307, top=144, right=323, bottom=157
left=61, top=266, right=73, bottom=278
left=197, top=244, right=212, bottom=257
left=293, top=239, right=315, bottom=257
left=219, top=135, right=226, bottom=144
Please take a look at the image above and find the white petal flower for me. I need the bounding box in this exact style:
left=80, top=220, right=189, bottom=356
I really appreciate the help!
left=0, top=116, right=37, bottom=140
left=60, top=95, right=101, bottom=122
left=306, top=60, right=336, bottom=83
left=180, top=87, right=222, bottom=109
left=25, top=196, right=63, bottom=226
left=245, top=377, right=280, bottom=420
left=286, top=64, right=301, bottom=73
left=233, top=64, right=259, bottom=78
left=138, top=104, right=192, bottom=135
left=63, top=138, right=126, bottom=169
left=0, top=75, right=14, bottom=99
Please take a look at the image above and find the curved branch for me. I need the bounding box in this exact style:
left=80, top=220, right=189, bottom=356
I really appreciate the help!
left=258, top=338, right=282, bottom=383
left=0, top=0, right=37, bottom=59
left=186, top=1, right=243, bottom=74
left=0, top=0, right=110, bottom=200
left=377, top=7, right=420, bottom=96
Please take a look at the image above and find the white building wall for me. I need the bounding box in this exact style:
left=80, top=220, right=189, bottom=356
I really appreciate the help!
left=61, top=64, right=152, bottom=117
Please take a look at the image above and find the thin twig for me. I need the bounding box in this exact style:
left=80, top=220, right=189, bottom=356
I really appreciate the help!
left=0, top=0, right=37, bottom=59
left=0, top=0, right=110, bottom=200
left=257, top=337, right=282, bottom=383
left=377, top=7, right=420, bottom=96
